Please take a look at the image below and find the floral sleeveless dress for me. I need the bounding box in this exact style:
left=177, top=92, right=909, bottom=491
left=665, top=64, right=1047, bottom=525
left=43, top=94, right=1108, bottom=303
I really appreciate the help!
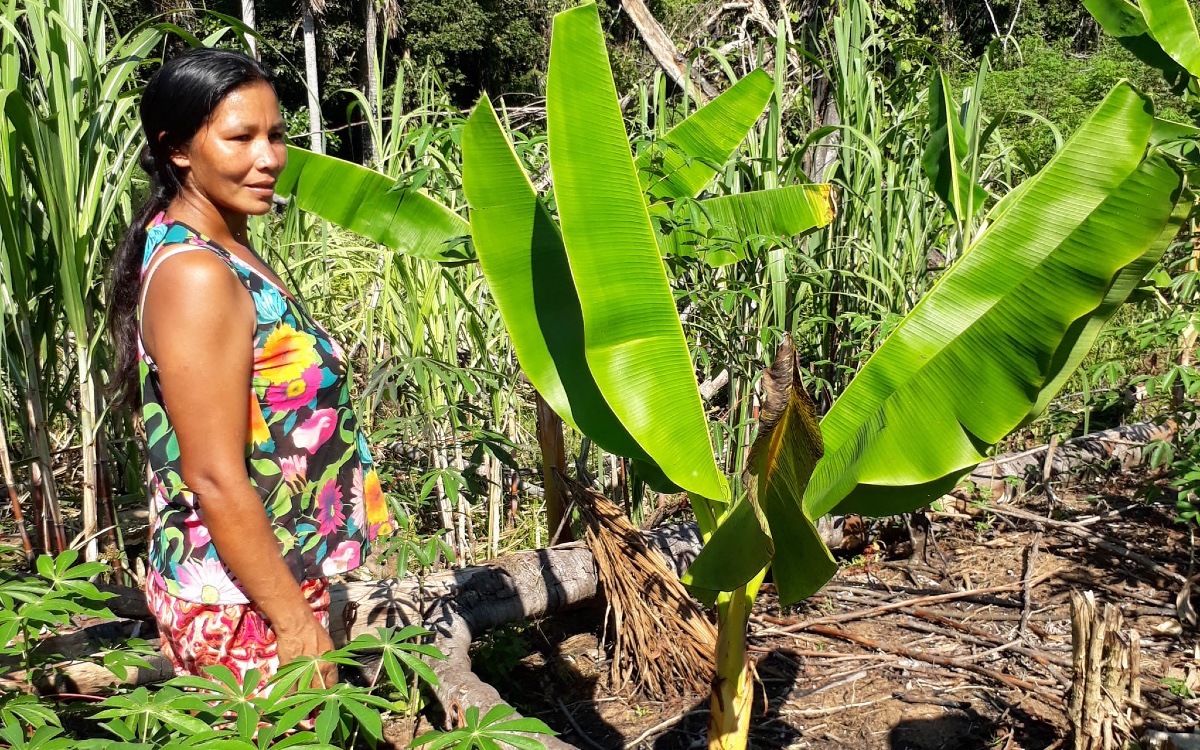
left=139, top=213, right=393, bottom=690
left=139, top=213, right=393, bottom=603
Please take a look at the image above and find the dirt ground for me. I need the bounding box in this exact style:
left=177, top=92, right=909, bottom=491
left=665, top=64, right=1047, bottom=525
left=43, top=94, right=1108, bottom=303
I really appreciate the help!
left=459, top=470, right=1200, bottom=750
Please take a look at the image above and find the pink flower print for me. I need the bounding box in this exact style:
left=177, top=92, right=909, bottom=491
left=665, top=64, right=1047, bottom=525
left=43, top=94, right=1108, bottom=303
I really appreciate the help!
left=349, top=467, right=367, bottom=531
left=292, top=408, right=337, bottom=454
left=316, top=478, right=345, bottom=536
left=184, top=516, right=211, bottom=549
left=320, top=540, right=361, bottom=576
left=266, top=364, right=323, bottom=413
left=281, top=454, right=308, bottom=491
left=174, top=557, right=243, bottom=604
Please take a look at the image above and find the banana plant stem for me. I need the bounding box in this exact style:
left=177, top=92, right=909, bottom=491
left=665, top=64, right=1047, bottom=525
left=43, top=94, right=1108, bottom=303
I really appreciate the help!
left=708, top=569, right=766, bottom=750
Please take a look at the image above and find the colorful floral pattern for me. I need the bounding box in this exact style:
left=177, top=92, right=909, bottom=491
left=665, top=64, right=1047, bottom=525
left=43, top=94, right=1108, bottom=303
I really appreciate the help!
left=140, top=213, right=390, bottom=605
left=146, top=569, right=330, bottom=695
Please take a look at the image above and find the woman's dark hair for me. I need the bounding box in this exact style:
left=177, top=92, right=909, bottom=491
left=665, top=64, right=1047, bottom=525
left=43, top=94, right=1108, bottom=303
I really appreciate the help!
left=107, top=48, right=275, bottom=409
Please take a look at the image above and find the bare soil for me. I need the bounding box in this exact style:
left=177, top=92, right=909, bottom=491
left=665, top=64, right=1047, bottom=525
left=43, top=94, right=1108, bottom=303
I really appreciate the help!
left=457, top=470, right=1200, bottom=749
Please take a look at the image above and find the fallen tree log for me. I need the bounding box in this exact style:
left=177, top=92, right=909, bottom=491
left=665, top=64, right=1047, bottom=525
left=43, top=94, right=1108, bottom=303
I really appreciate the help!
left=963, top=419, right=1176, bottom=501
left=1, top=523, right=705, bottom=748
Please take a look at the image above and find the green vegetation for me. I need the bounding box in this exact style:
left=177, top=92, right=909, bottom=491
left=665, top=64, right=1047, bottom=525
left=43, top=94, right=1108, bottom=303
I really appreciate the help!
left=6, top=0, right=1200, bottom=747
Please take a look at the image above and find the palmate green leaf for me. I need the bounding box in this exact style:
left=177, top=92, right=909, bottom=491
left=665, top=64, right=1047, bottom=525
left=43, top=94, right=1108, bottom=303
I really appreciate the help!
left=547, top=3, right=726, bottom=500
left=275, top=146, right=470, bottom=262
left=923, top=71, right=987, bottom=221
left=462, top=96, right=650, bottom=463
left=804, top=82, right=1183, bottom=521
left=635, top=69, right=773, bottom=201
left=1141, top=0, right=1200, bottom=79
left=1084, top=0, right=1193, bottom=93
left=684, top=336, right=835, bottom=605
left=652, top=185, right=834, bottom=265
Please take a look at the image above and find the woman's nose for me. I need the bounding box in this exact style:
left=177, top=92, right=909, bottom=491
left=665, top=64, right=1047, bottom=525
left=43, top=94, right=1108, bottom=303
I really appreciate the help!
left=256, top=139, right=282, bottom=172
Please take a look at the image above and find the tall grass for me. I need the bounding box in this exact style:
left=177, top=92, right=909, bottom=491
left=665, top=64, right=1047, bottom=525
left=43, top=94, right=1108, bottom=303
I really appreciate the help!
left=1, top=0, right=164, bottom=563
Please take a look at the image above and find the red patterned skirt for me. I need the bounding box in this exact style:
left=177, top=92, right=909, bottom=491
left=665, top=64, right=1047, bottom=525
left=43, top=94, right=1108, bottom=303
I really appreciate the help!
left=145, top=572, right=331, bottom=696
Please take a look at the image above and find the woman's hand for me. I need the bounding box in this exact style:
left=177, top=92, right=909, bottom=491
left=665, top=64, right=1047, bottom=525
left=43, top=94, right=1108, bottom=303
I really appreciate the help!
left=274, top=614, right=339, bottom=689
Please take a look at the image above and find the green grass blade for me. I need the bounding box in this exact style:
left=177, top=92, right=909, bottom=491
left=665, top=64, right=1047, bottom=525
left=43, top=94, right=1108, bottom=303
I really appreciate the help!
left=547, top=3, right=726, bottom=500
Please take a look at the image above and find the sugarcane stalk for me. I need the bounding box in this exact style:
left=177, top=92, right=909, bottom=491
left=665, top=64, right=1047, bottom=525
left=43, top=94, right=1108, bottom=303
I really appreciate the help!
left=0, top=408, right=34, bottom=564
left=17, top=316, right=64, bottom=553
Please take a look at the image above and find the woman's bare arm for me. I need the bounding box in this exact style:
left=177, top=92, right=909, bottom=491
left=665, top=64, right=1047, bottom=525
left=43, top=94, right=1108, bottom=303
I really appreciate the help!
left=141, top=248, right=337, bottom=688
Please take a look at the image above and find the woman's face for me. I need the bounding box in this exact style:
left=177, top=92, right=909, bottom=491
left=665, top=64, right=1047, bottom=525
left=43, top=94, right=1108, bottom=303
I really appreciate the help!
left=170, top=81, right=287, bottom=217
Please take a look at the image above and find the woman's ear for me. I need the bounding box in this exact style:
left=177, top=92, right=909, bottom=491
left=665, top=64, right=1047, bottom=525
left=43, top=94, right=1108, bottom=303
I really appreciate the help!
left=164, top=131, right=190, bottom=170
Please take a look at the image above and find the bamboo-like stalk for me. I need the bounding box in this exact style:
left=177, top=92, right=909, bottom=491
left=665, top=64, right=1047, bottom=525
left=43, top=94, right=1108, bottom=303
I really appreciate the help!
left=18, top=317, right=65, bottom=554
left=0, top=407, right=34, bottom=563
left=78, top=343, right=100, bottom=561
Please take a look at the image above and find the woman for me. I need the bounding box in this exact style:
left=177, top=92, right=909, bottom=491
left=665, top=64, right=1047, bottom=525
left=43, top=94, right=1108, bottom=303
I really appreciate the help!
left=107, top=48, right=392, bottom=693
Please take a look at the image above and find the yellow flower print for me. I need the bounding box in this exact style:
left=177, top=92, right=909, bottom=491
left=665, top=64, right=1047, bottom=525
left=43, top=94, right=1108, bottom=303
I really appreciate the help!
left=257, top=323, right=320, bottom=385
left=248, top=394, right=271, bottom=447
left=363, top=468, right=393, bottom=537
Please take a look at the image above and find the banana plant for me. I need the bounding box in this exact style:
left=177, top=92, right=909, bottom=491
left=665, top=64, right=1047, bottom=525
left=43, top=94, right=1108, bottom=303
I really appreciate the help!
left=462, top=5, right=832, bottom=750
left=1085, top=0, right=1200, bottom=102
left=281, top=7, right=1186, bottom=750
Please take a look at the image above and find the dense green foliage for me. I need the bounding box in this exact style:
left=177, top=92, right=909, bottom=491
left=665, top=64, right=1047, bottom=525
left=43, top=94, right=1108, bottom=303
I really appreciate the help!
left=6, top=0, right=1200, bottom=745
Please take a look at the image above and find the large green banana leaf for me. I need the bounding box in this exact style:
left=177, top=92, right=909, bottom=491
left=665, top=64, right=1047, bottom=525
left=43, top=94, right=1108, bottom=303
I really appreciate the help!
left=1083, top=0, right=1194, bottom=92
left=1024, top=189, right=1193, bottom=422
left=1141, top=0, right=1200, bottom=78
left=651, top=185, right=834, bottom=265
left=462, top=95, right=652, bottom=463
left=275, top=146, right=470, bottom=262
left=546, top=3, right=726, bottom=500
left=804, top=82, right=1183, bottom=521
left=683, top=335, right=835, bottom=605
left=635, top=69, right=773, bottom=202
left=923, top=71, right=987, bottom=221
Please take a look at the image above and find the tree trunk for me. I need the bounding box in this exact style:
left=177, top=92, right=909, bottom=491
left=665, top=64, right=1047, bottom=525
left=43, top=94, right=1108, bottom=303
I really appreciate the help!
left=241, top=0, right=257, bottom=58
left=363, top=0, right=379, bottom=165
left=535, top=392, right=571, bottom=544
left=302, top=3, right=323, bottom=154
left=619, top=0, right=716, bottom=103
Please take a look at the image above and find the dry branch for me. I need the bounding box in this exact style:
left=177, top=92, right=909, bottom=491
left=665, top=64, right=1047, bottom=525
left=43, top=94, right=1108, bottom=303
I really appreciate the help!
left=619, top=0, right=717, bottom=101
left=804, top=623, right=1066, bottom=706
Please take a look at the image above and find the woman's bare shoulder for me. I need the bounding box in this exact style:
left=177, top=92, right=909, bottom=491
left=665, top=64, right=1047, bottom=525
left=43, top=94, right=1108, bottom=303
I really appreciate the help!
left=142, top=244, right=251, bottom=328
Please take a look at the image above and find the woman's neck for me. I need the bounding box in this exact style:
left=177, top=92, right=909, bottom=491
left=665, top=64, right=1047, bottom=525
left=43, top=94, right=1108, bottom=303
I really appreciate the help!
left=165, top=193, right=250, bottom=250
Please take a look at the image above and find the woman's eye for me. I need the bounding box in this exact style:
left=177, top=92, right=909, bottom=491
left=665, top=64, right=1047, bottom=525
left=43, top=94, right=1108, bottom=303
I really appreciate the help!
left=269, top=132, right=285, bottom=142
left=231, top=134, right=252, bottom=142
